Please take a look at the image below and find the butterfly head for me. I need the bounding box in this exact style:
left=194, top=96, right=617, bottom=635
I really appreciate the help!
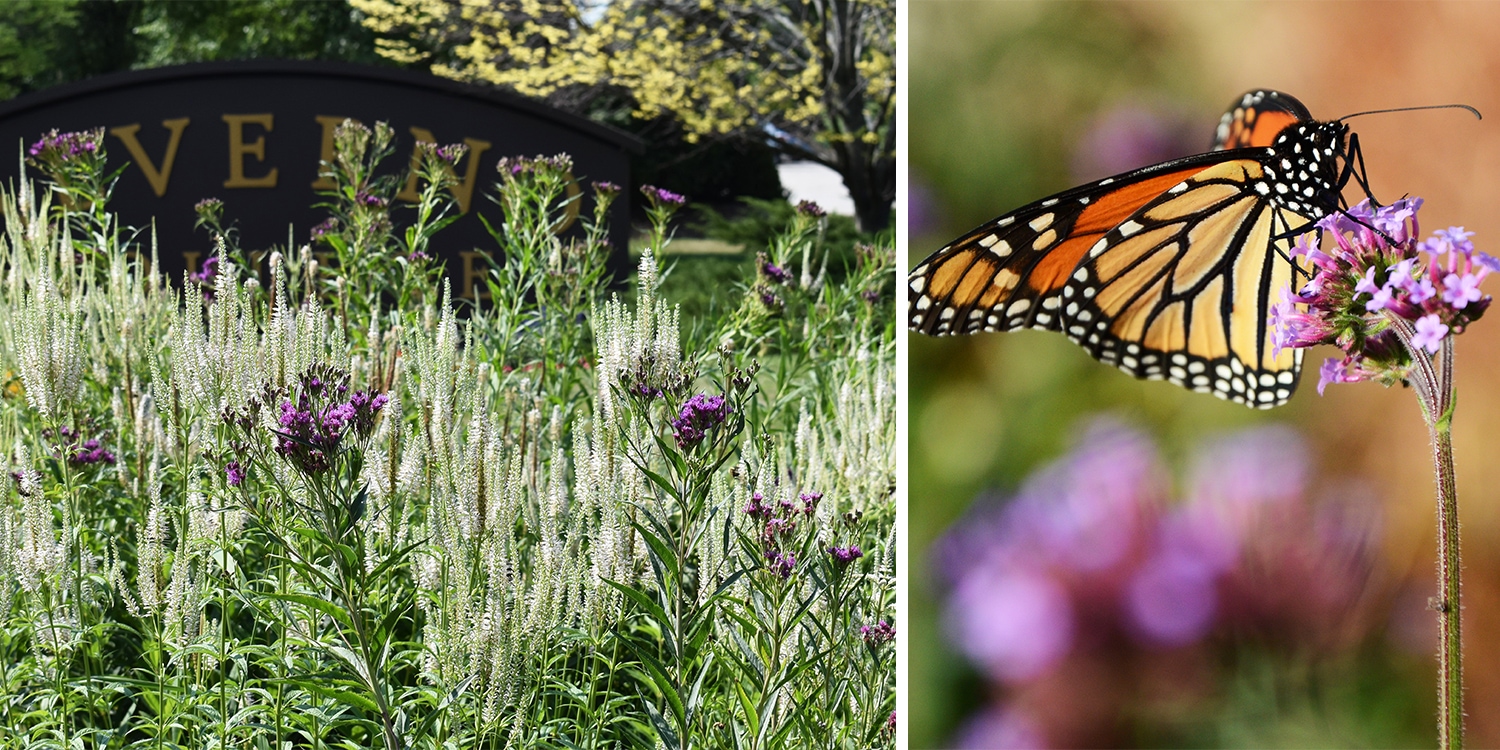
left=1263, top=120, right=1348, bottom=217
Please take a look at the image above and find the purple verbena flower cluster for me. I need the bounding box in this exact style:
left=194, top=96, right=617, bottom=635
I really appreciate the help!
left=1269, top=198, right=1497, bottom=394
left=860, top=620, right=895, bottom=647
left=670, top=393, right=730, bottom=450
left=272, top=368, right=389, bottom=476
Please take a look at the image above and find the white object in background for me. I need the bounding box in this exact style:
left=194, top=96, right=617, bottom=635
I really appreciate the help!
left=777, top=161, right=855, bottom=217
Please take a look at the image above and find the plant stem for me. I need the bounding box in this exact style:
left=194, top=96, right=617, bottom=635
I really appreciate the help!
left=1390, top=316, right=1465, bottom=749
left=1432, top=338, right=1462, bottom=749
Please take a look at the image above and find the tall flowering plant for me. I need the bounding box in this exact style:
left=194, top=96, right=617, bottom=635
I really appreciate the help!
left=1270, top=198, right=1494, bottom=747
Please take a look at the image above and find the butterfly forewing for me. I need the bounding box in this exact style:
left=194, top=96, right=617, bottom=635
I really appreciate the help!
left=910, top=89, right=1345, bottom=409
left=1212, top=90, right=1313, bottom=151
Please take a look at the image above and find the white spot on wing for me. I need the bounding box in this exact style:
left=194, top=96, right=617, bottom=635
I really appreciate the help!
left=1029, top=213, right=1055, bottom=231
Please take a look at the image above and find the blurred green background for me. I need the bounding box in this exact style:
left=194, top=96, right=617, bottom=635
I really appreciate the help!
left=909, top=1, right=1500, bottom=747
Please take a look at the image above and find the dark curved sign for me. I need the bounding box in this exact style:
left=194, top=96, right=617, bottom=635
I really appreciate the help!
left=0, top=61, right=639, bottom=296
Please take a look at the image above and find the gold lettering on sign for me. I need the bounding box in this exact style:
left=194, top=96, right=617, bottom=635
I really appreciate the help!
left=108, top=118, right=190, bottom=197
left=222, top=114, right=278, bottom=188
left=312, top=115, right=357, bottom=190
left=395, top=127, right=492, bottom=214
left=460, top=251, right=492, bottom=301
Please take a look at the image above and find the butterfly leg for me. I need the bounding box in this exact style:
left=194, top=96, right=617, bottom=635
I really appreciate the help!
left=1340, top=133, right=1383, bottom=207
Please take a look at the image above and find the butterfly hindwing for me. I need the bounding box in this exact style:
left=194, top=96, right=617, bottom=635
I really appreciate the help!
left=1059, top=158, right=1310, bottom=406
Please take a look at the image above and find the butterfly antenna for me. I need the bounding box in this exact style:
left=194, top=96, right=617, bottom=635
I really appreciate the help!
left=1338, top=103, right=1482, bottom=122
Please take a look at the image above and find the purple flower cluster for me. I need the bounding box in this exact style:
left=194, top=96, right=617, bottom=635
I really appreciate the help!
left=1269, top=198, right=1497, bottom=394
left=28, top=129, right=102, bottom=161
left=860, top=620, right=895, bottom=647
left=57, top=425, right=116, bottom=466
left=310, top=217, right=340, bottom=243
left=225, top=461, right=245, bottom=487
left=795, top=199, right=826, bottom=218
left=415, top=140, right=468, bottom=165
left=828, top=544, right=863, bottom=565
left=670, top=393, right=730, bottom=450
left=272, top=369, right=389, bottom=476
left=768, top=551, right=796, bottom=579
left=354, top=191, right=388, bottom=209
left=190, top=256, right=219, bottom=286
left=591, top=181, right=620, bottom=198
left=194, top=197, right=224, bottom=219
left=640, top=184, right=687, bottom=208
left=758, top=252, right=789, bottom=285
left=936, top=419, right=1379, bottom=743
left=744, top=489, right=820, bottom=580
left=497, top=153, right=573, bottom=177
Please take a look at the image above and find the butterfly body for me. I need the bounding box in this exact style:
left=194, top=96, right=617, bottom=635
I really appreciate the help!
left=909, top=90, right=1361, bottom=408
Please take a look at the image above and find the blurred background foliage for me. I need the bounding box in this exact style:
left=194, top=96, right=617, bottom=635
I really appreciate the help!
left=911, top=1, right=1500, bottom=747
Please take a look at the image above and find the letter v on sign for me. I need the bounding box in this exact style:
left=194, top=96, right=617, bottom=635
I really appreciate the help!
left=109, top=118, right=190, bottom=197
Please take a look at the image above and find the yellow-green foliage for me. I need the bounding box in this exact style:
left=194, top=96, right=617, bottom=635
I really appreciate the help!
left=351, top=0, right=892, bottom=146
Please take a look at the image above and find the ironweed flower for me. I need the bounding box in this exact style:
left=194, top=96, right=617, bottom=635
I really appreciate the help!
left=768, top=550, right=796, bottom=579
left=591, top=181, right=620, bottom=198
left=270, top=365, right=389, bottom=476
left=795, top=199, right=826, bottom=218
left=743, top=491, right=773, bottom=519
left=194, top=197, right=224, bottom=222
left=860, top=620, right=895, bottom=647
left=27, top=129, right=102, bottom=162
left=310, top=217, right=340, bottom=244
left=799, top=491, right=822, bottom=515
left=670, top=393, right=730, bottom=450
left=828, top=544, right=863, bottom=566
left=498, top=153, right=573, bottom=178
left=1268, top=198, right=1495, bottom=394
left=57, top=426, right=117, bottom=465
left=225, top=461, right=245, bottom=487
left=640, top=184, right=686, bottom=209
left=758, top=252, right=789, bottom=285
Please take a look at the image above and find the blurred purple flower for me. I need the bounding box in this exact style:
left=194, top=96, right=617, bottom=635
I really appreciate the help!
left=908, top=176, right=940, bottom=237
left=1071, top=104, right=1200, bottom=183
left=1125, top=547, right=1217, bottom=646
left=953, top=705, right=1047, bottom=749
left=945, top=563, right=1074, bottom=683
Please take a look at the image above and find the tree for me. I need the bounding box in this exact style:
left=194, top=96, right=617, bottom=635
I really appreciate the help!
left=0, top=0, right=386, bottom=102
left=352, top=0, right=895, bottom=231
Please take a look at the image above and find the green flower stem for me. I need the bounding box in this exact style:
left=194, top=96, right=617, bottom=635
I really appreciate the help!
left=1388, top=315, right=1463, bottom=748
left=1433, top=337, right=1462, bottom=750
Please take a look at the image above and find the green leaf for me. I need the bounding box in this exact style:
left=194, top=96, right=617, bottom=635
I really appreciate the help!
left=630, top=518, right=679, bottom=578
left=265, top=591, right=354, bottom=631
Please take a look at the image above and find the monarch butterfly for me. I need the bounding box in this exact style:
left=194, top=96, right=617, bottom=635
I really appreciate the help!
left=908, top=90, right=1374, bottom=408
